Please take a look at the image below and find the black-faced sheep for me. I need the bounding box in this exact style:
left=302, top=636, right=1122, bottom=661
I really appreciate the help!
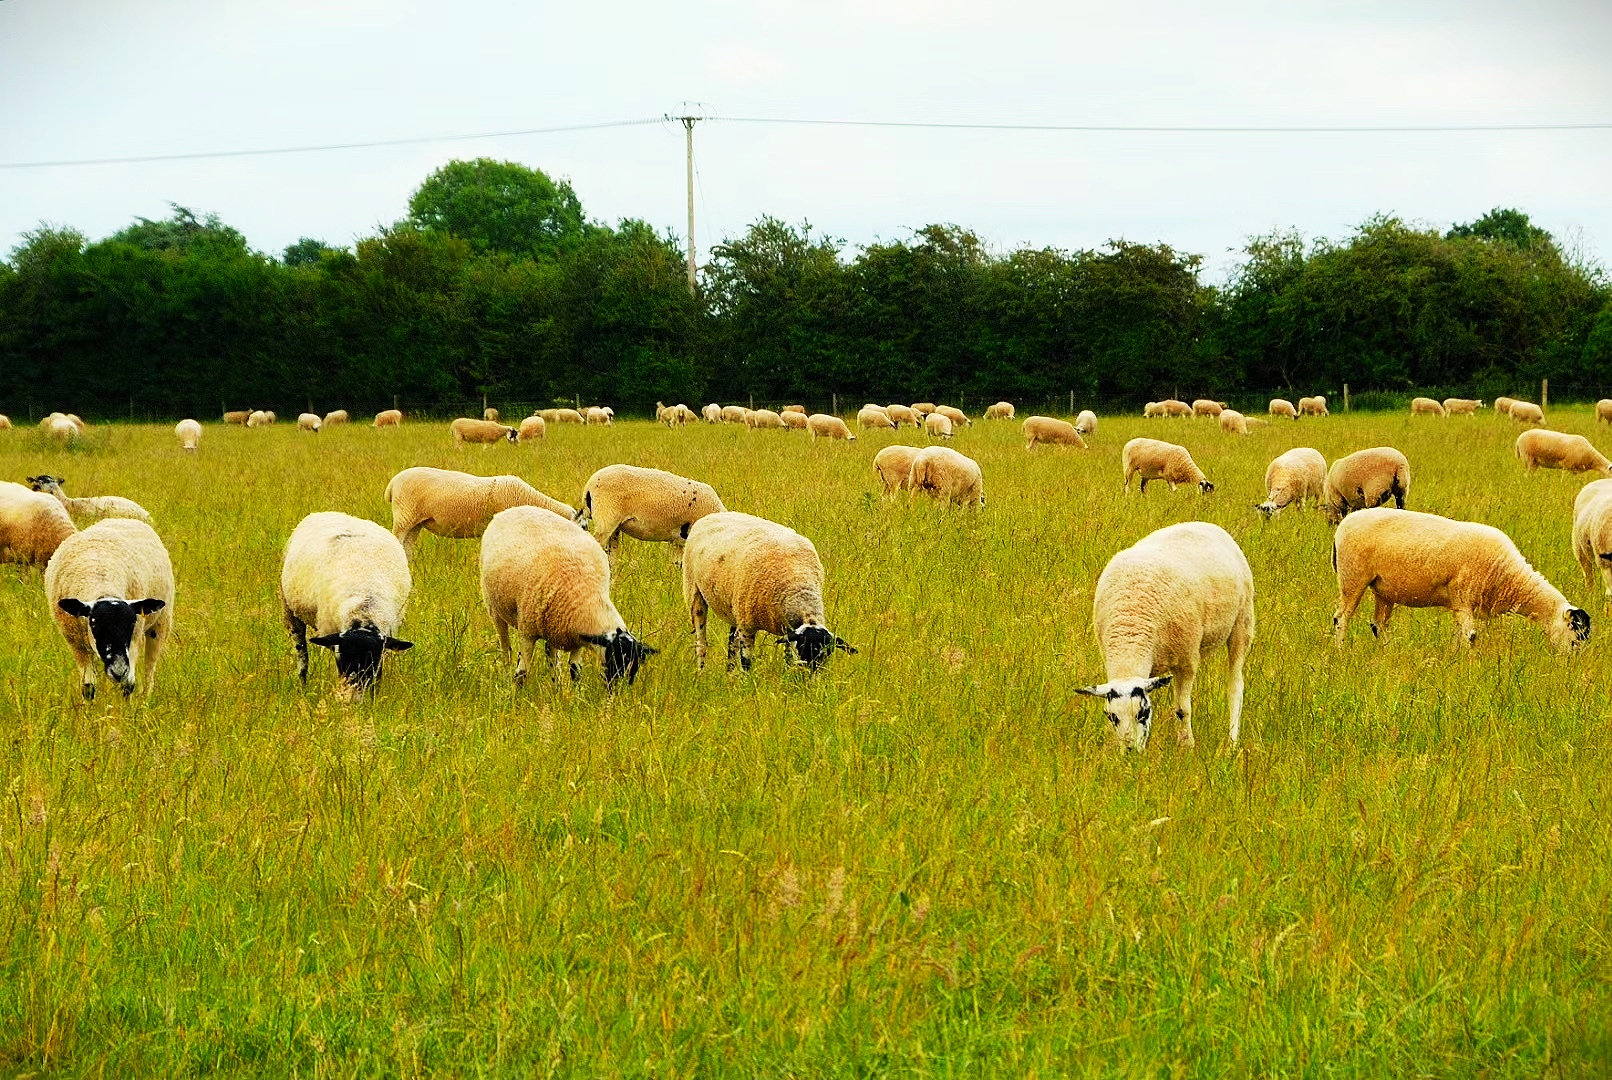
left=0, top=481, right=76, bottom=568
left=1121, top=438, right=1213, bottom=494
left=1572, top=478, right=1612, bottom=607
left=27, top=476, right=151, bottom=524
left=575, top=464, right=725, bottom=560
left=45, top=518, right=173, bottom=700
left=385, top=467, right=574, bottom=556
left=1023, top=416, right=1086, bottom=449
left=1322, top=447, right=1410, bottom=525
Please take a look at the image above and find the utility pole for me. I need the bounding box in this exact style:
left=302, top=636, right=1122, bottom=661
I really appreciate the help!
left=668, top=106, right=709, bottom=297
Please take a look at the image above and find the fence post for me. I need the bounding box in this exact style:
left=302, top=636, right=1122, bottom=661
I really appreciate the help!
left=393, top=394, right=399, bottom=413
left=1069, top=390, right=1074, bottom=415
left=832, top=393, right=838, bottom=416
left=1343, top=383, right=1350, bottom=413
left=1542, top=379, right=1548, bottom=410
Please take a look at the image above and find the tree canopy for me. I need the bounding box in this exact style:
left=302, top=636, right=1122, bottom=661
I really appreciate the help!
left=407, top=158, right=588, bottom=260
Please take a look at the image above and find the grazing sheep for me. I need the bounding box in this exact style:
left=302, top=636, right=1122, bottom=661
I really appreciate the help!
left=781, top=405, right=807, bottom=415
left=1143, top=402, right=1167, bottom=418
left=655, top=402, right=688, bottom=427
left=934, top=405, right=971, bottom=428
left=280, top=512, right=413, bottom=697
left=1298, top=396, right=1329, bottom=417
left=1269, top=398, right=1298, bottom=420
left=374, top=409, right=403, bottom=428
left=223, top=410, right=251, bottom=425
left=809, top=414, right=857, bottom=442
left=1494, top=397, right=1516, bottom=417
left=0, top=481, right=76, bottom=568
left=45, top=518, right=174, bottom=700
left=780, top=410, right=809, bottom=430
left=911, top=402, right=937, bottom=416
left=602, top=407, right=615, bottom=423
left=451, top=417, right=518, bottom=446
left=518, top=415, right=547, bottom=441
left=0, top=415, right=10, bottom=430
left=721, top=405, right=749, bottom=424
left=1023, top=415, right=1087, bottom=449
left=873, top=445, right=922, bottom=494
left=1192, top=399, right=1225, bottom=418
left=48, top=415, right=79, bottom=441
left=1075, top=410, right=1097, bottom=436
left=575, top=464, right=725, bottom=559
left=1121, top=438, right=1213, bottom=494
left=1322, top=447, right=1410, bottom=524
left=1443, top=398, right=1483, bottom=415
left=1509, top=401, right=1545, bottom=425
left=1411, top=397, right=1447, bottom=418
left=1572, top=479, right=1612, bottom=607
left=1515, top=429, right=1612, bottom=474
left=385, top=466, right=573, bottom=556
left=702, top=403, right=722, bottom=423
left=1597, top=400, right=1612, bottom=425
left=298, top=412, right=322, bottom=432
left=858, top=405, right=896, bottom=430
left=885, top=404, right=919, bottom=427
left=1218, top=409, right=1250, bottom=435
left=749, top=409, right=786, bottom=429
left=483, top=407, right=500, bottom=422
left=554, top=408, right=584, bottom=424
left=480, top=506, right=655, bottom=686
left=1334, top=508, right=1589, bottom=651
left=909, top=446, right=984, bottom=509
left=538, top=409, right=561, bottom=423
left=1076, top=522, right=1253, bottom=751
left=323, top=410, right=349, bottom=426
left=985, top=401, right=1015, bottom=420
left=1161, top=399, right=1193, bottom=418
left=1255, top=447, right=1327, bottom=517
left=175, top=419, right=202, bottom=452
left=924, top=412, right=954, bottom=439
left=27, top=476, right=151, bottom=524
left=585, top=406, right=612, bottom=425
left=246, top=411, right=270, bottom=427
left=681, top=511, right=855, bottom=671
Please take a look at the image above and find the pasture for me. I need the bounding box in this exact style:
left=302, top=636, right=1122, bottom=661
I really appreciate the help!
left=1, top=408, right=1609, bottom=1076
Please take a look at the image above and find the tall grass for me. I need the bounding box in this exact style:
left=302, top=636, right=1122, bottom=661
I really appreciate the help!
left=0, top=409, right=1608, bottom=1076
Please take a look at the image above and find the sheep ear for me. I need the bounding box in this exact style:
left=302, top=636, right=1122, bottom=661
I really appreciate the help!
left=580, top=633, right=611, bottom=647
left=384, top=637, right=413, bottom=652
left=129, top=598, right=166, bottom=616
left=58, top=598, right=92, bottom=618
left=1074, top=684, right=1108, bottom=698
left=309, top=633, right=342, bottom=650
left=638, top=642, right=659, bottom=655
left=1599, top=553, right=1612, bottom=564
left=1144, top=675, right=1173, bottom=691
left=833, top=636, right=858, bottom=654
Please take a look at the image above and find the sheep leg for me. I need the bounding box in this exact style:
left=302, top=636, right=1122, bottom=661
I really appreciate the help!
left=1371, top=593, right=1394, bottom=638
left=1138, top=477, right=1148, bottom=494
left=738, top=630, right=757, bottom=672
left=1600, top=560, right=1612, bottom=608
left=70, top=645, right=96, bottom=701
left=513, top=635, right=538, bottom=685
left=285, top=610, right=309, bottom=684
left=139, top=615, right=167, bottom=696
left=689, top=591, right=710, bottom=669
left=725, top=626, right=740, bottom=672
left=1225, top=616, right=1252, bottom=746
left=1173, top=667, right=1197, bottom=748
left=493, top=618, right=511, bottom=661
left=1454, top=609, right=1480, bottom=647
left=397, top=520, right=428, bottom=558
left=1333, top=575, right=1371, bottom=647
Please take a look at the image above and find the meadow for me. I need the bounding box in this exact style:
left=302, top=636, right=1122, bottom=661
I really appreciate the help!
left=0, top=407, right=1609, bottom=1077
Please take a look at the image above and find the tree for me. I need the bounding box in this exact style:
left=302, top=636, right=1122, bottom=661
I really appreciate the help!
left=282, top=237, right=336, bottom=268
left=111, top=205, right=249, bottom=257
left=1447, top=207, right=1553, bottom=250
left=408, top=159, right=587, bottom=260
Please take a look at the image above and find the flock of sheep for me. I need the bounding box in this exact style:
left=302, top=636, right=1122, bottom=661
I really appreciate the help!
left=5, top=390, right=1612, bottom=755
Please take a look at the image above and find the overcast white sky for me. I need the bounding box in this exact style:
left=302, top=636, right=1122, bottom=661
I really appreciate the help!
left=3, top=0, right=1610, bottom=280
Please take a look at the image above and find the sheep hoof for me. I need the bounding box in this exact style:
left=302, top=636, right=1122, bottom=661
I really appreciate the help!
left=1370, top=623, right=1379, bottom=638
left=512, top=668, right=528, bottom=686
left=81, top=682, right=95, bottom=702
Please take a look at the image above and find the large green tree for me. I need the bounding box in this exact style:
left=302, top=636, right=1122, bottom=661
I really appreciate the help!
left=408, top=158, right=587, bottom=259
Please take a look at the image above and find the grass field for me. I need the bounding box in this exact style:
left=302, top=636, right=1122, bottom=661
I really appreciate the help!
left=1, top=407, right=1610, bottom=1076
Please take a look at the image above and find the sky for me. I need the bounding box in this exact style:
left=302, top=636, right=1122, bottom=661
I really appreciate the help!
left=2, top=0, right=1611, bottom=281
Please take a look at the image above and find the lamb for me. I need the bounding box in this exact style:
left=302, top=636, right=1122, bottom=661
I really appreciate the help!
left=910, top=403, right=937, bottom=416
left=1298, top=396, right=1329, bottom=417
left=574, top=464, right=726, bottom=559
left=1255, top=447, right=1327, bottom=517
left=374, top=409, right=403, bottom=428
left=1192, top=399, right=1225, bottom=418
left=808, top=414, right=857, bottom=442
left=923, top=413, right=953, bottom=438
left=858, top=405, right=896, bottom=430
left=384, top=466, right=574, bottom=556
left=480, top=506, right=655, bottom=686
left=1143, top=402, right=1167, bottom=418
left=1161, top=399, right=1193, bottom=418
left=934, top=405, right=971, bottom=428
left=985, top=401, right=1015, bottom=420
left=702, top=403, right=722, bottom=423
left=1269, top=398, right=1298, bottom=419
left=517, top=415, right=547, bottom=441
left=451, top=417, right=518, bottom=446
left=1515, top=429, right=1612, bottom=474
left=1597, top=400, right=1612, bottom=425
left=1075, top=410, right=1097, bottom=435
left=45, top=518, right=174, bottom=700
left=1494, top=397, right=1516, bottom=417
left=873, top=445, right=922, bottom=494
left=247, top=410, right=270, bottom=427
left=1022, top=415, right=1086, bottom=449
left=323, top=410, right=349, bottom=426
left=175, top=419, right=202, bottom=452
left=27, top=475, right=151, bottom=524
left=1571, top=479, right=1612, bottom=607
left=483, top=407, right=500, bottom=422
left=1121, top=438, right=1214, bottom=494
left=721, top=405, right=749, bottom=424
left=749, top=409, right=786, bottom=429
left=1322, top=447, right=1410, bottom=524
left=0, top=481, right=76, bottom=568
left=1218, top=409, right=1250, bottom=435
left=885, top=404, right=919, bottom=427
left=1333, top=508, right=1589, bottom=651
left=223, top=410, right=251, bottom=425
left=681, top=511, right=855, bottom=671
left=780, top=410, right=809, bottom=430
left=1443, top=398, right=1483, bottom=415
left=908, top=446, right=984, bottom=509
left=298, top=412, right=322, bottom=432
left=1509, top=401, right=1545, bottom=425
left=280, top=512, right=414, bottom=698
left=1411, top=397, right=1447, bottom=417
left=1075, top=522, right=1253, bottom=751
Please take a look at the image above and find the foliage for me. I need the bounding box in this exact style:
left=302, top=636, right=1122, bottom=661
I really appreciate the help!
left=407, top=158, right=588, bottom=260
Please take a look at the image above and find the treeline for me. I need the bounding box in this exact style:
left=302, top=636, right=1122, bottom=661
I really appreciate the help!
left=1, top=159, right=1608, bottom=419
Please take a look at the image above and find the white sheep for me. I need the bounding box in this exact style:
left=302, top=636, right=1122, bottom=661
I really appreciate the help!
left=45, top=518, right=173, bottom=700
left=48, top=415, right=79, bottom=442
left=1322, top=447, right=1409, bottom=524
left=1597, top=400, right=1612, bottom=425
left=1410, top=397, right=1446, bottom=417
left=480, top=506, right=655, bottom=686
left=908, top=446, right=984, bottom=509
left=0, top=415, right=11, bottom=430
left=27, top=475, right=151, bottom=524
left=1333, top=508, right=1589, bottom=651
left=1443, top=398, right=1483, bottom=415
left=1255, top=447, right=1327, bottom=517
left=298, top=412, right=322, bottom=432
left=1509, top=401, right=1545, bottom=425
left=749, top=408, right=786, bottom=429
left=721, top=405, right=749, bottom=424
left=985, top=401, right=1014, bottom=420
left=1161, top=399, right=1193, bottom=418
left=553, top=408, right=585, bottom=424
left=280, top=511, right=413, bottom=697
left=385, top=466, right=574, bottom=556
left=1075, top=410, right=1097, bottom=435
left=911, top=402, right=937, bottom=416
left=780, top=410, right=809, bottom=430
left=781, top=405, right=807, bottom=415
left=246, top=410, right=270, bottom=428
left=1121, top=438, right=1214, bottom=494
left=224, top=410, right=251, bottom=425
left=374, top=409, right=403, bottom=428
left=324, top=410, right=349, bottom=426
left=1023, top=416, right=1086, bottom=449
left=1269, top=398, right=1298, bottom=419
left=484, top=407, right=501, bottom=422
left=1298, top=396, right=1329, bottom=417
left=858, top=405, right=896, bottom=430
left=175, top=419, right=202, bottom=452
left=1494, top=397, right=1516, bottom=417
left=923, top=412, right=953, bottom=439
left=451, top=417, right=517, bottom=446
left=1192, top=399, right=1225, bottom=417
left=681, top=511, right=855, bottom=671
left=934, top=405, right=970, bottom=428
left=655, top=402, right=687, bottom=427
left=873, top=445, right=922, bottom=494
left=0, top=481, right=76, bottom=568
left=575, top=464, right=725, bottom=559
left=1218, top=409, right=1250, bottom=435
left=702, top=403, right=722, bottom=423
left=1076, top=522, right=1253, bottom=751
left=885, top=404, right=919, bottom=427
left=1572, top=479, right=1612, bottom=607
left=518, top=414, right=547, bottom=441
left=1515, top=429, right=1612, bottom=474
left=808, top=414, right=857, bottom=442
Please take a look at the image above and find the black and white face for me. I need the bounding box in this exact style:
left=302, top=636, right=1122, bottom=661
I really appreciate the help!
left=1076, top=676, right=1173, bottom=752
left=309, top=624, right=413, bottom=697
left=57, top=596, right=165, bottom=692
left=787, top=624, right=858, bottom=671
left=1558, top=605, right=1592, bottom=651
left=28, top=474, right=63, bottom=494
left=585, top=629, right=657, bottom=685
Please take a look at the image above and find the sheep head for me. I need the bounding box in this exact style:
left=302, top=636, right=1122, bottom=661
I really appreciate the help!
left=1076, top=675, right=1173, bottom=752
left=57, top=596, right=165, bottom=695
left=309, top=623, right=413, bottom=697
left=584, top=628, right=656, bottom=686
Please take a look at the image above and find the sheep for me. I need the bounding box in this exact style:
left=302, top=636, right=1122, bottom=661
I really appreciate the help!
left=451, top=417, right=518, bottom=446
left=656, top=402, right=688, bottom=427
left=1572, top=479, right=1612, bottom=607
left=1509, top=401, right=1545, bottom=425
left=1515, top=429, right=1612, bottom=474
left=1075, top=410, right=1097, bottom=436
left=923, top=412, right=954, bottom=439
left=702, top=403, right=722, bottom=423
left=1255, top=447, right=1327, bottom=517
left=1494, top=397, right=1516, bottom=417
left=885, top=404, right=919, bottom=427
left=385, top=466, right=574, bottom=556
left=585, top=406, right=612, bottom=425
left=480, top=506, right=656, bottom=686
left=574, top=464, right=725, bottom=560
left=808, top=414, right=857, bottom=442
left=1161, top=399, right=1193, bottom=418
left=1443, top=398, right=1483, bottom=415
left=1333, top=508, right=1589, bottom=651
left=554, top=408, right=584, bottom=424
left=0, top=415, right=9, bottom=430
left=1322, top=447, right=1410, bottom=524
left=538, top=409, right=561, bottom=422
left=602, top=407, right=616, bottom=423
left=48, top=415, right=79, bottom=442
left=323, top=410, right=349, bottom=426
left=873, top=445, right=922, bottom=494
left=298, top=412, right=322, bottom=433
left=780, top=410, right=809, bottom=430
left=223, top=410, right=251, bottom=425
left=483, top=407, right=500, bottom=422
left=374, top=409, right=402, bottom=428
left=1075, top=522, right=1253, bottom=751
left=1218, top=409, right=1250, bottom=435
left=1411, top=397, right=1447, bottom=418
left=908, top=446, right=984, bottom=509
left=0, top=481, right=76, bottom=568
left=681, top=511, right=855, bottom=671
left=858, top=405, right=896, bottom=430
left=1143, top=402, right=1167, bottom=418
left=911, top=402, right=937, bottom=416
left=175, top=419, right=202, bottom=452
left=1023, top=415, right=1086, bottom=449
left=45, top=518, right=173, bottom=700
left=245, top=410, right=270, bottom=427
left=749, top=409, right=786, bottom=429
left=1269, top=398, right=1298, bottom=419
left=1121, top=438, right=1213, bottom=494
left=1192, top=399, right=1225, bottom=418
left=518, top=415, right=547, bottom=441
left=1298, top=396, right=1329, bottom=417
left=1597, top=400, right=1612, bottom=425
left=781, top=405, right=807, bottom=415
left=721, top=405, right=749, bottom=424
left=280, top=512, right=413, bottom=697
left=27, top=475, right=151, bottom=524
left=66, top=414, right=88, bottom=434
left=934, top=405, right=971, bottom=428
left=985, top=401, right=1015, bottom=420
